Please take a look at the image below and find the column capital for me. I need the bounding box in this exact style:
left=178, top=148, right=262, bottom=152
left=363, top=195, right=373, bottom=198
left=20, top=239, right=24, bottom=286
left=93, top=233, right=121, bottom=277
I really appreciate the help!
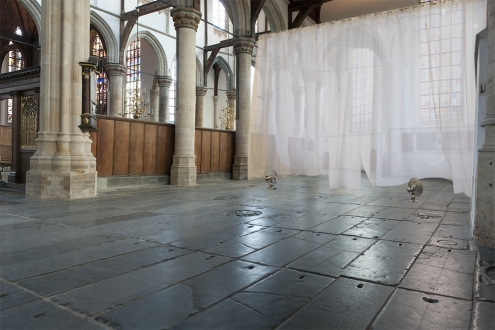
left=106, top=63, right=126, bottom=76
left=227, top=89, right=236, bottom=100
left=196, top=86, right=208, bottom=96
left=171, top=8, right=201, bottom=31
left=234, top=38, right=255, bottom=55
left=302, top=71, right=318, bottom=83
left=291, top=87, right=304, bottom=97
left=272, top=56, right=292, bottom=71
left=156, top=75, right=173, bottom=88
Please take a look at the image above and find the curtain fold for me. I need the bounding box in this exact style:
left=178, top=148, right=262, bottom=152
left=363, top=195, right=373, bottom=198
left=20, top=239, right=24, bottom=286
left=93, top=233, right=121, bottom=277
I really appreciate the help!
left=250, top=0, right=486, bottom=196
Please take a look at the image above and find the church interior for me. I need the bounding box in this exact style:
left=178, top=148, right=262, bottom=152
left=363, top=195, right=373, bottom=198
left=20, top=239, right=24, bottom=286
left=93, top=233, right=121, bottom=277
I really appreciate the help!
left=0, top=0, right=494, bottom=329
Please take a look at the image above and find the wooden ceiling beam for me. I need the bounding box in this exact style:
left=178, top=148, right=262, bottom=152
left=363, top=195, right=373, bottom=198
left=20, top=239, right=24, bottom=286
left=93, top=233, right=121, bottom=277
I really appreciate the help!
left=251, top=0, right=268, bottom=37
left=121, top=0, right=176, bottom=21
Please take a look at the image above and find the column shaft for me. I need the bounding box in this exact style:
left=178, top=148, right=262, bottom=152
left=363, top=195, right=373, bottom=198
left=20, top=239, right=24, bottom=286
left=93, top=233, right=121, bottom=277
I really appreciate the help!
left=106, top=63, right=126, bottom=117
left=196, top=86, right=207, bottom=127
left=227, top=90, right=236, bottom=131
left=149, top=88, right=160, bottom=122
left=157, top=75, right=172, bottom=123
left=232, top=38, right=255, bottom=180
left=170, top=8, right=201, bottom=186
left=213, top=95, right=219, bottom=128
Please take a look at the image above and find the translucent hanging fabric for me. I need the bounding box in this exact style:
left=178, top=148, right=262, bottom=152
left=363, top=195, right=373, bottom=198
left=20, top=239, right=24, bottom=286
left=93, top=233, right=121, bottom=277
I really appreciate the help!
left=250, top=0, right=486, bottom=196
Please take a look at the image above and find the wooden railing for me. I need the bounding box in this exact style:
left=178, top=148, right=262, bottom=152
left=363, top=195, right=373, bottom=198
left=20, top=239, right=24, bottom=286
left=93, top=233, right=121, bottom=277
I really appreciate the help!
left=89, top=116, right=234, bottom=177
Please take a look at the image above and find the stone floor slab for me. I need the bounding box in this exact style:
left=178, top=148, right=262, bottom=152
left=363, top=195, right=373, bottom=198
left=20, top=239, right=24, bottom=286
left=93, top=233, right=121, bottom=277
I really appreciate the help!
left=373, top=207, right=416, bottom=220
left=0, top=283, right=38, bottom=311
left=279, top=277, right=394, bottom=330
left=234, top=228, right=299, bottom=250
left=435, top=224, right=472, bottom=240
left=342, top=218, right=400, bottom=239
left=442, top=211, right=471, bottom=226
left=472, top=301, right=495, bottom=330
left=381, top=221, right=439, bottom=245
left=371, top=289, right=471, bottom=329
left=308, top=216, right=366, bottom=235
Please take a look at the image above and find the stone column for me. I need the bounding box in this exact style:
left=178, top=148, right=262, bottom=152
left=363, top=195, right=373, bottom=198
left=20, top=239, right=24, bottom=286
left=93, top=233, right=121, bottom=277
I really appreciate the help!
left=292, top=86, right=304, bottom=137
left=226, top=89, right=236, bottom=130
left=26, top=0, right=97, bottom=199
left=213, top=95, right=219, bottom=128
left=195, top=86, right=207, bottom=127
left=149, top=88, right=160, bottom=122
left=474, top=0, right=495, bottom=248
left=157, top=75, right=172, bottom=123
left=106, top=63, right=126, bottom=117
left=170, top=8, right=201, bottom=186
left=232, top=38, right=255, bottom=180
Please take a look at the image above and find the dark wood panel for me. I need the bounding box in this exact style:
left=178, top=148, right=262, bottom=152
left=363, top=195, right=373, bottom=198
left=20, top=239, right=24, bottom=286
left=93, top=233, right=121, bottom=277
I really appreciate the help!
left=164, top=126, right=174, bottom=175
left=201, top=130, right=211, bottom=173
left=129, top=122, right=144, bottom=175
left=89, top=131, right=97, bottom=159
left=96, top=119, right=115, bottom=176
left=194, top=130, right=202, bottom=172
left=113, top=120, right=130, bottom=175
left=156, top=126, right=167, bottom=175
left=143, top=125, right=157, bottom=174
left=219, top=132, right=230, bottom=172
left=210, top=131, right=220, bottom=173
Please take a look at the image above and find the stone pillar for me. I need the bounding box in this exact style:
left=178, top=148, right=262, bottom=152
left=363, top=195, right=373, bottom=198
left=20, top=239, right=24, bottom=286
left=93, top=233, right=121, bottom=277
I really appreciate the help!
left=149, top=88, right=160, bottom=122
left=227, top=90, right=236, bottom=130
left=195, top=86, right=207, bottom=127
left=106, top=63, right=126, bottom=117
left=474, top=0, right=495, bottom=248
left=232, top=38, right=255, bottom=180
left=26, top=0, right=97, bottom=199
left=213, top=95, right=219, bottom=128
left=157, top=75, right=172, bottom=123
left=170, top=7, right=201, bottom=186
left=292, top=87, right=304, bottom=137
left=302, top=71, right=318, bottom=175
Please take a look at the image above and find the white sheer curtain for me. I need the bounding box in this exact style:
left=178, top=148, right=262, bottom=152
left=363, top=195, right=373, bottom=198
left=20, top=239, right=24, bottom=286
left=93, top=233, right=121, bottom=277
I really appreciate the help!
left=250, top=0, right=486, bottom=196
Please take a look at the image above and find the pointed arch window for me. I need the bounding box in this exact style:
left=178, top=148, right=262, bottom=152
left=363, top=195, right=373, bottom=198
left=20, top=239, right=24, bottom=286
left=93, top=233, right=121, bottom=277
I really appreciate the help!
left=6, top=27, right=25, bottom=123
left=91, top=31, right=108, bottom=115
left=212, top=0, right=226, bottom=29
left=126, top=39, right=141, bottom=118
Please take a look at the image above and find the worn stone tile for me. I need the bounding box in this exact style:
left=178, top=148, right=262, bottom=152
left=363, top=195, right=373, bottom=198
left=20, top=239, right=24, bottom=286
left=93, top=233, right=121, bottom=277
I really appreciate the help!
left=288, top=236, right=376, bottom=277
left=472, top=301, right=495, bottom=330
left=0, top=233, right=123, bottom=265
left=381, top=221, right=439, bottom=245
left=448, top=202, right=471, bottom=212
left=0, top=219, right=48, bottom=232
left=0, top=283, right=38, bottom=311
left=242, top=268, right=333, bottom=297
left=235, top=228, right=299, bottom=250
left=342, top=219, right=400, bottom=239
left=428, top=236, right=469, bottom=250
left=0, top=300, right=83, bottom=329
left=316, top=203, right=361, bottom=218
left=66, top=211, right=159, bottom=228
left=345, top=240, right=422, bottom=285
left=373, top=207, right=416, bottom=220
left=0, top=223, right=75, bottom=241
left=371, top=289, right=471, bottom=329
left=344, top=205, right=386, bottom=217
left=241, top=237, right=320, bottom=267
left=57, top=319, right=107, bottom=330
left=367, top=197, right=404, bottom=207
left=174, top=299, right=280, bottom=330
left=96, top=260, right=277, bottom=329
left=1, top=238, right=157, bottom=281
left=247, top=211, right=305, bottom=227
left=275, top=213, right=334, bottom=230
left=435, top=224, right=472, bottom=240
left=405, top=209, right=445, bottom=222
left=18, top=246, right=191, bottom=297
left=280, top=278, right=394, bottom=330
left=0, top=215, right=37, bottom=226
left=0, top=228, right=98, bottom=253
left=292, top=231, right=337, bottom=245
left=442, top=211, right=471, bottom=226
left=308, top=216, right=366, bottom=235
left=421, top=201, right=449, bottom=211
left=51, top=252, right=230, bottom=316
left=201, top=240, right=256, bottom=258
left=232, top=292, right=307, bottom=323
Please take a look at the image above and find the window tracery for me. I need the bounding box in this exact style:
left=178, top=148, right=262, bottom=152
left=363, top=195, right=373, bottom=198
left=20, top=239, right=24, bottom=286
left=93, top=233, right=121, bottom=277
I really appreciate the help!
left=126, top=39, right=141, bottom=119
left=91, top=31, right=108, bottom=115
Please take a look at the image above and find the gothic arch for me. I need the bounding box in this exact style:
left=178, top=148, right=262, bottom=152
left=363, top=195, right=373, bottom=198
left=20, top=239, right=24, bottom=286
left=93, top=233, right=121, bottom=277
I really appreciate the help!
left=90, top=11, right=119, bottom=63
left=196, top=56, right=204, bottom=86
left=220, top=0, right=250, bottom=36
left=127, top=31, right=168, bottom=75
left=213, top=56, right=234, bottom=92
left=17, top=0, right=41, bottom=34
left=262, top=0, right=286, bottom=33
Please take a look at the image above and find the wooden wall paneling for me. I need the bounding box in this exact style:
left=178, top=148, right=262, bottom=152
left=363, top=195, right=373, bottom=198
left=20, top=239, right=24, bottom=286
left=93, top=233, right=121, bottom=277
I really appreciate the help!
left=201, top=130, right=211, bottom=173
left=219, top=131, right=228, bottom=172
left=227, top=132, right=235, bottom=172
left=210, top=131, right=220, bottom=172
left=129, top=122, right=145, bottom=175
left=156, top=126, right=167, bottom=174
left=0, top=126, right=12, bottom=165
left=89, top=131, right=98, bottom=158
left=194, top=129, right=202, bottom=173
left=164, top=125, right=174, bottom=175
left=113, top=120, right=131, bottom=175
left=143, top=124, right=157, bottom=174
left=96, top=119, right=115, bottom=176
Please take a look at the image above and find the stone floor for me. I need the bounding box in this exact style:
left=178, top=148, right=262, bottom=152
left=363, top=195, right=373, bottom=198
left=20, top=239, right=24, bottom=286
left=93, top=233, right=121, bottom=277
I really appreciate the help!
left=0, top=175, right=494, bottom=330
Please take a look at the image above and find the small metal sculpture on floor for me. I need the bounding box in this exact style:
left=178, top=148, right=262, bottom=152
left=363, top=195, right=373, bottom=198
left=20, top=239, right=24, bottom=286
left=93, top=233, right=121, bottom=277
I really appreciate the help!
left=407, top=178, right=423, bottom=202
left=265, top=170, right=277, bottom=190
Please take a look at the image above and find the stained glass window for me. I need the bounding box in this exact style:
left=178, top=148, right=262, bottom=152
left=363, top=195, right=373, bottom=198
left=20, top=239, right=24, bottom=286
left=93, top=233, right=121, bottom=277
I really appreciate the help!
left=91, top=32, right=108, bottom=115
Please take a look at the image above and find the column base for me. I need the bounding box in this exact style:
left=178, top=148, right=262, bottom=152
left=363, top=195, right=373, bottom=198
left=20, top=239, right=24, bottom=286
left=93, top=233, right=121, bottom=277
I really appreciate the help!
left=170, top=155, right=197, bottom=186
left=474, top=150, right=495, bottom=248
left=232, top=156, right=248, bottom=180
left=26, top=169, right=97, bottom=200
